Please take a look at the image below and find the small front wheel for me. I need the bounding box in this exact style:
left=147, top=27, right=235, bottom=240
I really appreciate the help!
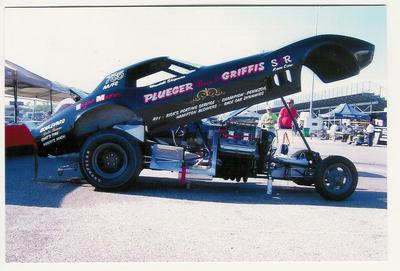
left=314, top=156, right=358, bottom=201
left=79, top=130, right=142, bottom=189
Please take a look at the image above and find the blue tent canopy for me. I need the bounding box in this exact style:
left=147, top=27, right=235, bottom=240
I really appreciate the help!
left=319, top=103, right=370, bottom=120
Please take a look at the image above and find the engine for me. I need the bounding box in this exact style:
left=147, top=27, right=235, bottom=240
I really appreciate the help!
left=216, top=114, right=260, bottom=181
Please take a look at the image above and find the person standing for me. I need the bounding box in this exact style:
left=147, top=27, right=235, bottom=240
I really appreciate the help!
left=366, top=121, right=375, bottom=146
left=260, top=105, right=278, bottom=135
left=342, top=125, right=353, bottom=142
left=278, top=99, right=298, bottom=143
left=258, top=105, right=277, bottom=171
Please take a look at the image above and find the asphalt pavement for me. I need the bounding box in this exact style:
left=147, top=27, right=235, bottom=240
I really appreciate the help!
left=5, top=138, right=387, bottom=262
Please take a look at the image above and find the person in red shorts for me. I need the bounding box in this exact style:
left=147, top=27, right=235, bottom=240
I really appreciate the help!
left=277, top=99, right=298, bottom=144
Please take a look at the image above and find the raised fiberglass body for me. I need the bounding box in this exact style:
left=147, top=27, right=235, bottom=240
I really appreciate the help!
left=32, top=34, right=373, bottom=156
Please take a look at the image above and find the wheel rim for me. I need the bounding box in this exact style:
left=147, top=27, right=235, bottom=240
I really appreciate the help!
left=321, top=163, right=353, bottom=194
left=92, top=143, right=128, bottom=179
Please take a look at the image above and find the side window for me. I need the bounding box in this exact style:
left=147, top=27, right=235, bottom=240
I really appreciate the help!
left=136, top=71, right=176, bottom=88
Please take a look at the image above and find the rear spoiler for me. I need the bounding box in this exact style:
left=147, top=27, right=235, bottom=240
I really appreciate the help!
left=292, top=34, right=374, bottom=83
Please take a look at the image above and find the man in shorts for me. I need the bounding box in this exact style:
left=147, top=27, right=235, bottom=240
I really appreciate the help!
left=259, top=105, right=278, bottom=135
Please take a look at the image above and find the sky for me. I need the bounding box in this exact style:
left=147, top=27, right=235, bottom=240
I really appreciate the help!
left=4, top=6, right=387, bottom=99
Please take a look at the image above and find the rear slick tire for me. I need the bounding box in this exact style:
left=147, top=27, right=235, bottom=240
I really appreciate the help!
left=79, top=130, right=142, bottom=190
left=314, top=156, right=358, bottom=201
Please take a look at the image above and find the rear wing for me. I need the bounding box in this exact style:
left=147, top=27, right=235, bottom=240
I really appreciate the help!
left=140, top=35, right=374, bottom=133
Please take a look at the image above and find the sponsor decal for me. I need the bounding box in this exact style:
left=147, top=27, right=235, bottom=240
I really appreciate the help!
left=40, top=118, right=65, bottom=134
left=150, top=86, right=266, bottom=123
left=143, top=83, right=194, bottom=103
left=149, top=76, right=185, bottom=88
left=40, top=127, right=62, bottom=142
left=103, top=70, right=125, bottom=90
left=43, top=134, right=66, bottom=147
left=194, top=77, right=220, bottom=88
left=192, top=88, right=224, bottom=103
left=76, top=92, right=121, bottom=111
left=76, top=99, right=95, bottom=111
left=197, top=100, right=218, bottom=114
left=95, top=92, right=122, bottom=102
left=271, top=55, right=293, bottom=71
left=222, top=86, right=266, bottom=106
left=221, top=62, right=265, bottom=81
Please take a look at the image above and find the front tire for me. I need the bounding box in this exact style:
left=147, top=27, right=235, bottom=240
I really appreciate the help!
left=314, top=156, right=358, bottom=201
left=79, top=130, right=142, bottom=189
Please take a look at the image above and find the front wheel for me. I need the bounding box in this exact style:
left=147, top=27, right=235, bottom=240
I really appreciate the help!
left=79, top=130, right=142, bottom=189
left=314, top=156, right=358, bottom=201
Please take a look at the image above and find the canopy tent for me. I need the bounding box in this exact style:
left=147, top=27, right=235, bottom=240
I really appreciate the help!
left=5, top=60, right=73, bottom=102
left=5, top=60, right=87, bottom=122
left=319, top=103, right=370, bottom=120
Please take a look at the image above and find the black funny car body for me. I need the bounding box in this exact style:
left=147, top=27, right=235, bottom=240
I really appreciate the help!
left=31, top=34, right=374, bottom=200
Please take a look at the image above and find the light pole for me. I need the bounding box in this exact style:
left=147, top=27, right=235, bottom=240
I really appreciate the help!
left=309, top=6, right=320, bottom=122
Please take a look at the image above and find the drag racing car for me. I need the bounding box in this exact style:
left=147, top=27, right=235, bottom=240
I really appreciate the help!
left=31, top=34, right=374, bottom=200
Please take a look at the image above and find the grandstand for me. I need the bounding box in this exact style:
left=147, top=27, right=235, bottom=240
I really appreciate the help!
left=266, top=81, right=386, bottom=116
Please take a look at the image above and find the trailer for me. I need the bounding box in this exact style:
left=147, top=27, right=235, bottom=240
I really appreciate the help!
left=31, top=34, right=374, bottom=200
